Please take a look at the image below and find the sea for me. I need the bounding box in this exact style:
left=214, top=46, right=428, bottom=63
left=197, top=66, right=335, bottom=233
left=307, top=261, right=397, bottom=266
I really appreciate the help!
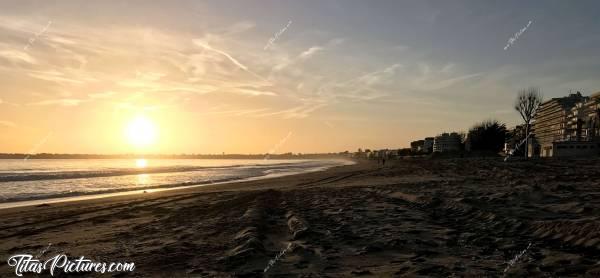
left=0, top=159, right=353, bottom=205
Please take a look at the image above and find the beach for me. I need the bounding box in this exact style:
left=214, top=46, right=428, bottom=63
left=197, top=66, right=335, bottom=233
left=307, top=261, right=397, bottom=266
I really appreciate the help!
left=1, top=158, right=600, bottom=277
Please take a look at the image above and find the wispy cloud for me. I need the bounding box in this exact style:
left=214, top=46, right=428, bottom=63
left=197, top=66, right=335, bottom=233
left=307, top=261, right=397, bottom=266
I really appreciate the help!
left=88, top=91, right=116, bottom=99
left=272, top=38, right=344, bottom=73
left=358, top=64, right=403, bottom=86
left=193, top=40, right=249, bottom=71
left=0, top=14, right=489, bottom=126
left=299, top=46, right=323, bottom=60
left=0, top=50, right=37, bottom=64
left=23, top=20, right=52, bottom=51
left=193, top=39, right=272, bottom=85
left=199, top=107, right=270, bottom=116
left=258, top=102, right=327, bottom=119
left=0, top=120, right=16, bottom=127
left=29, top=98, right=86, bottom=106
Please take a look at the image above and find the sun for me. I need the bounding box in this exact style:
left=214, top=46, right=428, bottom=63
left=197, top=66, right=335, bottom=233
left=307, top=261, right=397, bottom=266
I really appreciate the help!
left=135, top=158, right=148, bottom=168
left=125, top=115, right=157, bottom=148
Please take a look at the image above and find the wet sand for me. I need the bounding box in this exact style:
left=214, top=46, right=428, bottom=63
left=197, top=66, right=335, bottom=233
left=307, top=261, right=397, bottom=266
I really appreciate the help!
left=1, top=158, right=599, bottom=277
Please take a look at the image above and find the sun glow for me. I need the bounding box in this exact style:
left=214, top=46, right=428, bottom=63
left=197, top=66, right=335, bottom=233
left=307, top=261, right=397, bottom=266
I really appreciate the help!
left=125, top=115, right=157, bottom=148
left=135, top=158, right=148, bottom=168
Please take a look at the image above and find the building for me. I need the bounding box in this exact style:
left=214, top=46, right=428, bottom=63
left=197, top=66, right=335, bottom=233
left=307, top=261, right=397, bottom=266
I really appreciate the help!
left=532, top=91, right=600, bottom=157
left=569, top=91, right=600, bottom=141
left=423, top=137, right=434, bottom=153
left=552, top=141, right=599, bottom=157
left=433, top=132, right=462, bottom=152
left=532, top=92, right=586, bottom=157
left=410, top=140, right=424, bottom=152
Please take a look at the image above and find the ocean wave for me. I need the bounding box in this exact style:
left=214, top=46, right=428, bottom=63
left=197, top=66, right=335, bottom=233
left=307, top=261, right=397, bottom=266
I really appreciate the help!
left=0, top=159, right=353, bottom=204
left=0, top=161, right=304, bottom=182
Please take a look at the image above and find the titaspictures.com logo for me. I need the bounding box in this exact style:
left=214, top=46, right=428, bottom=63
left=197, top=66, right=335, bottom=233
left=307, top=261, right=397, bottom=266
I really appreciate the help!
left=7, top=254, right=135, bottom=276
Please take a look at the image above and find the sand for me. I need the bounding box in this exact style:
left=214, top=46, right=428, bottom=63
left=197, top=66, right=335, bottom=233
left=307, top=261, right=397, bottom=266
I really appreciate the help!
left=1, top=158, right=600, bottom=277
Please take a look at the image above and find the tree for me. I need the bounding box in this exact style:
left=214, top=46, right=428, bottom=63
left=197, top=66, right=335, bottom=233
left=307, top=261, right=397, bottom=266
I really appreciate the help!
left=514, top=87, right=542, bottom=158
left=466, top=120, right=507, bottom=153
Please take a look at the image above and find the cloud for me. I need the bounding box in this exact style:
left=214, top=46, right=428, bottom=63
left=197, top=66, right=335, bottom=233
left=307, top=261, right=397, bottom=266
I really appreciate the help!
left=199, top=107, right=270, bottom=116
left=88, top=91, right=116, bottom=99
left=393, top=45, right=409, bottom=52
left=226, top=21, right=256, bottom=35
left=29, top=98, right=86, bottom=106
left=27, top=70, right=88, bottom=85
left=0, top=15, right=491, bottom=127
left=441, top=63, right=455, bottom=73
left=272, top=38, right=344, bottom=72
left=193, top=40, right=249, bottom=71
left=231, top=87, right=277, bottom=96
left=328, top=38, right=345, bottom=46
left=192, top=39, right=271, bottom=85
left=257, top=102, right=327, bottom=119
left=418, top=73, right=482, bottom=91
left=299, top=46, right=324, bottom=60
left=0, top=120, right=16, bottom=127
left=358, top=64, right=402, bottom=86
left=0, top=50, right=37, bottom=64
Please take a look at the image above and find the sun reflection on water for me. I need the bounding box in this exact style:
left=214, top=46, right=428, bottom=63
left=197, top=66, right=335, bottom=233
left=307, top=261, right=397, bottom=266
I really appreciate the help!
left=136, top=174, right=150, bottom=185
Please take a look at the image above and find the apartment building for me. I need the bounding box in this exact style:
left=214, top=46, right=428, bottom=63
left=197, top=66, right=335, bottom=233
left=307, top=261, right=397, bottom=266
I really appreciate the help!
left=570, top=91, right=600, bottom=141
left=423, top=137, right=434, bottom=153
left=433, top=132, right=462, bottom=152
left=532, top=91, right=600, bottom=157
left=410, top=140, right=424, bottom=153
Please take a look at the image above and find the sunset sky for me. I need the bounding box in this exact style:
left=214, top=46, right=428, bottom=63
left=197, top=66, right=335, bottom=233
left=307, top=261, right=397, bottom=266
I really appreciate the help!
left=1, top=0, right=600, bottom=154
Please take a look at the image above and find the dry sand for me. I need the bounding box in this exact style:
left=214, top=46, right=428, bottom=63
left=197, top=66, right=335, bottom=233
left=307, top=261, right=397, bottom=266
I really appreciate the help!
left=1, top=158, right=600, bottom=277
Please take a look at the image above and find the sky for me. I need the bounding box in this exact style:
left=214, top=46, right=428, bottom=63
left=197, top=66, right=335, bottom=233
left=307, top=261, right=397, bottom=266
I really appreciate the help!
left=1, top=0, right=600, bottom=154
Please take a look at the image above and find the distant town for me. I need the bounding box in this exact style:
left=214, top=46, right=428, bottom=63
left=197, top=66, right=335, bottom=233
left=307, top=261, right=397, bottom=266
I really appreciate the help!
left=355, top=89, right=600, bottom=160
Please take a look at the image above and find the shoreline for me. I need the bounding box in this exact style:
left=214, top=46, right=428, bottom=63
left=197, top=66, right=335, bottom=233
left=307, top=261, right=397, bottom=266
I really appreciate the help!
left=0, top=159, right=355, bottom=210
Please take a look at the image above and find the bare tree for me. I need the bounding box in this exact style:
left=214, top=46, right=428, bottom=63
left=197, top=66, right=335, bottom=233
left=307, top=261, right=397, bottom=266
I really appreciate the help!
left=514, top=87, right=543, bottom=158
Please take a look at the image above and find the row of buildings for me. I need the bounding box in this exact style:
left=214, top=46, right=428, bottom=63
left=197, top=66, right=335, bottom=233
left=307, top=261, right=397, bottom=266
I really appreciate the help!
left=354, top=132, right=463, bottom=159
left=411, top=132, right=462, bottom=153
left=526, top=91, right=600, bottom=157
left=414, top=91, right=600, bottom=158
left=359, top=91, right=600, bottom=159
